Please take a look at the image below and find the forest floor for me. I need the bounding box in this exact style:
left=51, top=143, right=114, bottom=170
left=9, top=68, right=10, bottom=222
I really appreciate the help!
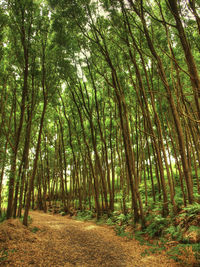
left=0, top=211, right=183, bottom=267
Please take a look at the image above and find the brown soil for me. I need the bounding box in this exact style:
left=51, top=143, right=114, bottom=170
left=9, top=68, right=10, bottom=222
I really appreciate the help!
left=0, top=211, right=181, bottom=267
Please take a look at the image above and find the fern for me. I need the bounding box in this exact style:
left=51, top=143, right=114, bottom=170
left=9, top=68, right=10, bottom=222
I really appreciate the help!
left=106, top=218, right=114, bottom=226
left=184, top=203, right=200, bottom=215
left=145, top=215, right=169, bottom=237
left=164, top=225, right=183, bottom=241
left=76, top=210, right=94, bottom=221
left=188, top=225, right=200, bottom=234
left=167, top=244, right=200, bottom=265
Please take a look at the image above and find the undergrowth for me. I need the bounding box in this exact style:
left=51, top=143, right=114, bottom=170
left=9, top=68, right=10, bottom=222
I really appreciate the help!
left=19, top=215, right=32, bottom=224
left=135, top=202, right=200, bottom=266
left=31, top=226, right=40, bottom=233
left=0, top=248, right=8, bottom=263
left=0, top=248, right=16, bottom=263
left=0, top=212, right=6, bottom=223
left=167, top=244, right=200, bottom=266
left=75, top=210, right=94, bottom=221
left=73, top=201, right=200, bottom=266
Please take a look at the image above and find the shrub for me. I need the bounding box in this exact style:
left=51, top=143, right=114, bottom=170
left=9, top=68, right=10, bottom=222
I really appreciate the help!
left=106, top=218, right=115, bottom=226
left=184, top=203, right=200, bottom=215
left=76, top=210, right=94, bottom=221
left=114, top=224, right=126, bottom=236
left=145, top=215, right=169, bottom=237
left=164, top=225, right=183, bottom=241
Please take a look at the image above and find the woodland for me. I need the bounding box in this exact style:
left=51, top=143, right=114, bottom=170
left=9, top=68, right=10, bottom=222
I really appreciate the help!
left=0, top=0, right=200, bottom=265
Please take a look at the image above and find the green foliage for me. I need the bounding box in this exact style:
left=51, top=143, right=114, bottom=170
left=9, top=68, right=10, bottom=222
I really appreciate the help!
left=167, top=245, right=183, bottom=262
left=0, top=212, right=6, bottom=223
left=59, top=211, right=67, bottom=216
left=188, top=226, right=200, bottom=234
left=106, top=211, right=134, bottom=239
left=164, top=225, right=183, bottom=241
left=1, top=0, right=200, bottom=249
left=114, top=224, right=125, bottom=236
left=110, top=211, right=133, bottom=224
left=106, top=217, right=115, bottom=226
left=167, top=244, right=200, bottom=265
left=141, top=246, right=165, bottom=257
left=75, top=210, right=94, bottom=221
left=20, top=215, right=32, bottom=224
left=0, top=249, right=8, bottom=263
left=0, top=248, right=16, bottom=263
left=134, top=231, right=146, bottom=245
left=192, top=244, right=200, bottom=262
left=194, top=192, right=200, bottom=202
left=31, top=226, right=40, bottom=233
left=184, top=203, right=200, bottom=215
left=116, top=213, right=127, bottom=223
left=145, top=215, right=169, bottom=237
left=114, top=224, right=133, bottom=239
left=96, top=214, right=109, bottom=225
left=173, top=192, right=184, bottom=209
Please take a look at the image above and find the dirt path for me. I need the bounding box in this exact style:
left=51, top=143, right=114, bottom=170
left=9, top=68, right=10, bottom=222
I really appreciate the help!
left=0, top=211, right=181, bottom=267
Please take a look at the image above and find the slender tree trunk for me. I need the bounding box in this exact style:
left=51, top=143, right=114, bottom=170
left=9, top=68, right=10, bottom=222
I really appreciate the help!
left=23, top=96, right=47, bottom=225
left=0, top=141, right=8, bottom=215
left=136, top=4, right=194, bottom=204
left=168, top=0, right=200, bottom=119
left=7, top=7, right=30, bottom=219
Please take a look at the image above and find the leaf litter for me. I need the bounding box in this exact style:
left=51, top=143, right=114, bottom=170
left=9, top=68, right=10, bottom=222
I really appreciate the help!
left=0, top=211, right=182, bottom=266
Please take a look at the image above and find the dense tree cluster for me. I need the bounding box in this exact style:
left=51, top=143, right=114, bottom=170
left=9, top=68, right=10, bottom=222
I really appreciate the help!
left=0, top=0, right=199, bottom=226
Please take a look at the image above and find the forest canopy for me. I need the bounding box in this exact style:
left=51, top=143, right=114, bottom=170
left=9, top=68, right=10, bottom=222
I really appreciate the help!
left=0, top=0, right=200, bottom=227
